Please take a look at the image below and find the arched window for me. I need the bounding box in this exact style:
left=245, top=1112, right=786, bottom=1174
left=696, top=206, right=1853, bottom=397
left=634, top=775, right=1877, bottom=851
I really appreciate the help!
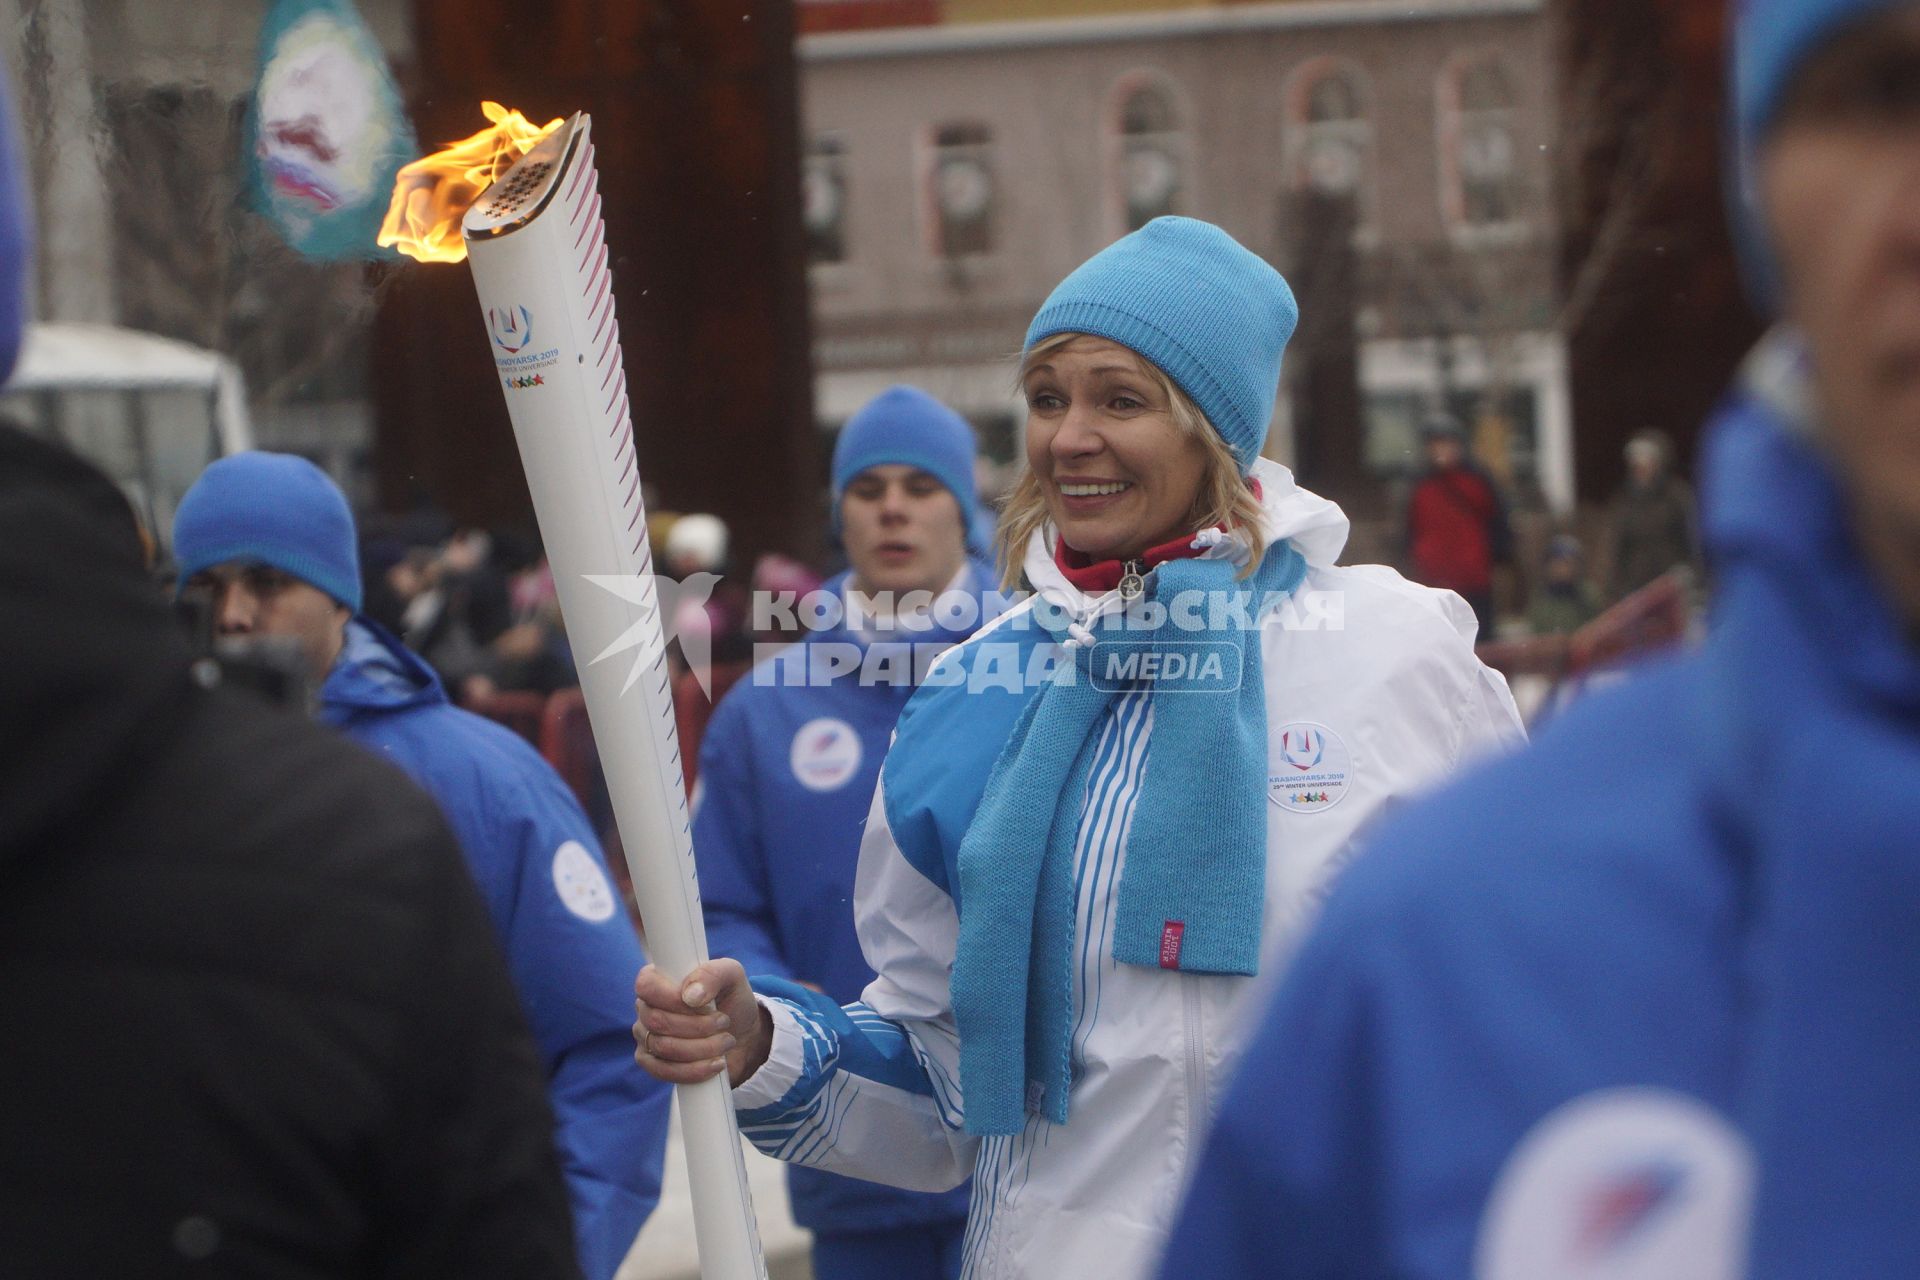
left=1109, top=74, right=1189, bottom=232
left=923, top=121, right=996, bottom=258
left=803, top=133, right=848, bottom=265
left=1284, top=60, right=1372, bottom=226
left=1440, top=54, right=1521, bottom=229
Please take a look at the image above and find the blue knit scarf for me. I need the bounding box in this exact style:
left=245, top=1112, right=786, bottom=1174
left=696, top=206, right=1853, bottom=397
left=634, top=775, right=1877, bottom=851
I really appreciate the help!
left=949, top=540, right=1306, bottom=1135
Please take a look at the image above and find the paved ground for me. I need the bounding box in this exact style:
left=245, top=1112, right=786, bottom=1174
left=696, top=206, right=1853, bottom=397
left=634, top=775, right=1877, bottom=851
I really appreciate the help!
left=617, top=1103, right=814, bottom=1280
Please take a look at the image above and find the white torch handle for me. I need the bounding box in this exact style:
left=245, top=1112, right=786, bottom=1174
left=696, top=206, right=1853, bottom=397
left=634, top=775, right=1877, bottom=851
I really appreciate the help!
left=463, top=115, right=766, bottom=1280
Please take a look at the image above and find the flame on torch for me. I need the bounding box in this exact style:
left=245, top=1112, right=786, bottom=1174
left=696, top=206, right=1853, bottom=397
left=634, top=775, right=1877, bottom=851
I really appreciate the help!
left=378, top=101, right=563, bottom=263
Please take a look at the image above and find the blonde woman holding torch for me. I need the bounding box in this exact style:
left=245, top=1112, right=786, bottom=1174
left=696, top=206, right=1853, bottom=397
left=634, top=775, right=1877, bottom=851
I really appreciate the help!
left=636, top=217, right=1522, bottom=1278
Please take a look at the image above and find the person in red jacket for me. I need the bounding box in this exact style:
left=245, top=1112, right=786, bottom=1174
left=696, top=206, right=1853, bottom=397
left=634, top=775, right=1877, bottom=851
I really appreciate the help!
left=1404, top=414, right=1511, bottom=638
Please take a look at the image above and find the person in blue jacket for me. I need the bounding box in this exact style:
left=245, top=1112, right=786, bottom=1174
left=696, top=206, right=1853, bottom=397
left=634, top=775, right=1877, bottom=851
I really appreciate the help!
left=172, top=453, right=669, bottom=1280
left=1160, top=2, right=1920, bottom=1278
left=691, top=385, right=993, bottom=1279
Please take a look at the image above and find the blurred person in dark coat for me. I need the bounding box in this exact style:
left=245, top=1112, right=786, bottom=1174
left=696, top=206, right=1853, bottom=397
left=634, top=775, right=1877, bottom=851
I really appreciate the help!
left=1605, top=427, right=1700, bottom=601
left=172, top=453, right=670, bottom=1280
left=393, top=527, right=517, bottom=695
left=0, top=425, right=579, bottom=1279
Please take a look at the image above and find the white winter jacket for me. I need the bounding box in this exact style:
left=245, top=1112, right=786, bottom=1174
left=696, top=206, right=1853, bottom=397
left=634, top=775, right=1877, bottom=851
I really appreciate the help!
left=732, top=459, right=1524, bottom=1279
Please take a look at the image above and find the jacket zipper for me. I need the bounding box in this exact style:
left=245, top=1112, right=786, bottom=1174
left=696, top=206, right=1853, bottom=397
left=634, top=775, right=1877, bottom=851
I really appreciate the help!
left=1182, top=974, right=1209, bottom=1167
left=1118, top=558, right=1147, bottom=601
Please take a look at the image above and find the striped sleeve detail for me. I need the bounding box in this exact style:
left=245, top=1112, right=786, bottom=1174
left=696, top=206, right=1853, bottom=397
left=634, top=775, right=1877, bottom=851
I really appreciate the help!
left=736, top=981, right=942, bottom=1158
left=735, top=995, right=841, bottom=1132
left=914, top=1030, right=966, bottom=1130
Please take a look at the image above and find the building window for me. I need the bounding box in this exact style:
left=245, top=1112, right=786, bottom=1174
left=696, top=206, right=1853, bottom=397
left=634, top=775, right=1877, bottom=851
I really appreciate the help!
left=804, top=134, right=849, bottom=265
left=1110, top=74, right=1188, bottom=232
left=1441, top=54, right=1522, bottom=229
left=923, top=122, right=995, bottom=258
left=1286, top=60, right=1372, bottom=211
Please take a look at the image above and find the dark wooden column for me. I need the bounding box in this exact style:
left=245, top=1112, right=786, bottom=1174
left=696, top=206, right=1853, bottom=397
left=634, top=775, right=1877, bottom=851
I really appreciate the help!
left=374, top=0, right=820, bottom=565
left=1284, top=190, right=1371, bottom=516
left=1555, top=0, right=1761, bottom=500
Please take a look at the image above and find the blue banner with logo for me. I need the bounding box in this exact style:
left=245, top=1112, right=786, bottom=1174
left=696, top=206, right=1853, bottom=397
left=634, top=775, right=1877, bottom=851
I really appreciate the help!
left=247, top=0, right=414, bottom=261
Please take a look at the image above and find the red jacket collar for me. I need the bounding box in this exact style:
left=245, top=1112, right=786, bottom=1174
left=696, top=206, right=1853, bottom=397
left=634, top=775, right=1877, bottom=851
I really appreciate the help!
left=1049, top=478, right=1263, bottom=594
left=1053, top=531, right=1204, bottom=593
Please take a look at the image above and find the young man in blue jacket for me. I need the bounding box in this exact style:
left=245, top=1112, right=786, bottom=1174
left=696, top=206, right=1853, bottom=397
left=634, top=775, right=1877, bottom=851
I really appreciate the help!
left=691, top=386, right=994, bottom=1279
left=172, top=454, right=668, bottom=1280
left=1162, top=2, right=1920, bottom=1278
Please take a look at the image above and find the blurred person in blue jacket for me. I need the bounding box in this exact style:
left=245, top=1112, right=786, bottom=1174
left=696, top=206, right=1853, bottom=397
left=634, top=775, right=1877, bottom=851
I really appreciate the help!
left=172, top=453, right=668, bottom=1280
left=1161, top=3, right=1920, bottom=1278
left=690, top=385, right=992, bottom=1279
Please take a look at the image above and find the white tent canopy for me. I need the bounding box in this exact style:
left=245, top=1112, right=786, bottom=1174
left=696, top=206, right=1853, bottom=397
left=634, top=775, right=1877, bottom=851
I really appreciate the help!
left=9, top=322, right=252, bottom=454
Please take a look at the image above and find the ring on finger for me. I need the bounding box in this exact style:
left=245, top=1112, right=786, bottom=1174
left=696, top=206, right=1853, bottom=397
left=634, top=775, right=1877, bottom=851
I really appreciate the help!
left=642, top=1027, right=656, bottom=1057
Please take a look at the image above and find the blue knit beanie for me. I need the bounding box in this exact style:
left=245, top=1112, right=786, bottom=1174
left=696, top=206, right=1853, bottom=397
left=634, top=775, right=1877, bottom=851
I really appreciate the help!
left=832, top=384, right=979, bottom=519
left=1730, top=0, right=1906, bottom=306
left=173, top=452, right=363, bottom=611
left=1025, top=216, right=1297, bottom=474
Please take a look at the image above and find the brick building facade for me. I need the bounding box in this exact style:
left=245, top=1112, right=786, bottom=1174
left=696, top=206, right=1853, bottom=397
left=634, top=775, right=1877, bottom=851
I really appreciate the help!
left=797, top=0, right=1570, bottom=518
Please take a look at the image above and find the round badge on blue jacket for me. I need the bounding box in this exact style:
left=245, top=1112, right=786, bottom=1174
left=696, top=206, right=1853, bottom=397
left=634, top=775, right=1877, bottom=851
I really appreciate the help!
left=552, top=840, right=617, bottom=923
left=1476, top=1087, right=1753, bottom=1280
left=790, top=717, right=863, bottom=792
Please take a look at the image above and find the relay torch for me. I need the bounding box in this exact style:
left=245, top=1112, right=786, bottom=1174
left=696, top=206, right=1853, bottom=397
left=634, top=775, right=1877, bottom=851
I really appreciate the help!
left=419, top=111, right=767, bottom=1280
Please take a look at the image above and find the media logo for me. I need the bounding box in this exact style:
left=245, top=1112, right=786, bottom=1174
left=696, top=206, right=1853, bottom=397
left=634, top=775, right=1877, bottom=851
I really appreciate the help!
left=580, top=571, right=723, bottom=697
left=1088, top=641, right=1241, bottom=693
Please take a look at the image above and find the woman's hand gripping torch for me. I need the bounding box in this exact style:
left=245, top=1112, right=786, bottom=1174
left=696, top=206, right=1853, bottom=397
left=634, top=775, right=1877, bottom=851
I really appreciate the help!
left=453, top=113, right=767, bottom=1280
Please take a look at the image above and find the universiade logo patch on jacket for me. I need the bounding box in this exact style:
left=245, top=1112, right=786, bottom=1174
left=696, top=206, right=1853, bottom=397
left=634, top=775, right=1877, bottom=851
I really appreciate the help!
left=1268, top=722, right=1352, bottom=812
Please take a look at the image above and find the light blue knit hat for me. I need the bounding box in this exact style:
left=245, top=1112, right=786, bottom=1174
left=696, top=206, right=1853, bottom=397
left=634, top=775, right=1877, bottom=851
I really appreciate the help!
left=832, top=384, right=979, bottom=516
left=1730, top=0, right=1907, bottom=306
left=1024, top=216, right=1298, bottom=473
left=173, top=452, right=363, bottom=611
left=1734, top=0, right=1905, bottom=141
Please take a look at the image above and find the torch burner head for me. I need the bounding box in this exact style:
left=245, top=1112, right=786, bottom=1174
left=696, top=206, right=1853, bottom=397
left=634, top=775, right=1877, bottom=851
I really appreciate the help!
left=464, top=113, right=581, bottom=240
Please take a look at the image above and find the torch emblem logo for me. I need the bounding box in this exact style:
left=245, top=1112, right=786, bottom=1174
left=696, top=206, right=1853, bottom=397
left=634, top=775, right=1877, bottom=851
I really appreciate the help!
left=1280, top=727, right=1325, bottom=771
left=489, top=304, right=533, bottom=354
